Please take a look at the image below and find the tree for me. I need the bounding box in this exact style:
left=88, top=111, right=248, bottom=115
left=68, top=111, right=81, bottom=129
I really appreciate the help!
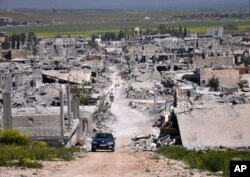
left=27, top=32, right=38, bottom=50
left=19, top=33, right=26, bottom=45
left=183, top=27, right=188, bottom=37
left=11, top=34, right=19, bottom=49
left=242, top=56, right=250, bottom=66
left=207, top=76, right=220, bottom=91
left=17, top=37, right=20, bottom=49
left=171, top=26, right=176, bottom=36
left=118, top=30, right=125, bottom=40
left=178, top=26, right=183, bottom=38
left=158, top=24, right=167, bottom=34
left=88, top=34, right=98, bottom=49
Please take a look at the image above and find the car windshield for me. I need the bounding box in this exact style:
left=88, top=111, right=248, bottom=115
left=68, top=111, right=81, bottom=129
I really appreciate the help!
left=95, top=133, right=113, bottom=139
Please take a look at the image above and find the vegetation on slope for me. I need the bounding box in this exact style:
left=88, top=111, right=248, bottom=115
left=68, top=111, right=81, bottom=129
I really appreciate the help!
left=0, top=129, right=81, bottom=168
left=157, top=146, right=250, bottom=176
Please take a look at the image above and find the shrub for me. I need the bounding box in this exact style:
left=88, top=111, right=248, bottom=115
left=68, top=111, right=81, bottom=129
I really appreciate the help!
left=242, top=56, right=250, bottom=66
left=18, top=158, right=42, bottom=168
left=0, top=130, right=81, bottom=168
left=0, top=129, right=31, bottom=145
left=72, top=88, right=93, bottom=105
left=207, top=76, right=220, bottom=91
left=34, top=141, right=48, bottom=148
left=0, top=143, right=80, bottom=168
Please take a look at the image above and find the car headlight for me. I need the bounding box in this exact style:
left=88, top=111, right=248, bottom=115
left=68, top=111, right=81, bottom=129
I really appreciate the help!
left=107, top=142, right=114, bottom=145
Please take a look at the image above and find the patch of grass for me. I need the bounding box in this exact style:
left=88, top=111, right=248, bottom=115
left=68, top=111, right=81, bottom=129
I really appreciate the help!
left=0, top=143, right=80, bottom=168
left=0, top=130, right=81, bottom=168
left=0, top=129, right=31, bottom=145
left=157, top=146, right=250, bottom=176
left=18, top=158, right=41, bottom=168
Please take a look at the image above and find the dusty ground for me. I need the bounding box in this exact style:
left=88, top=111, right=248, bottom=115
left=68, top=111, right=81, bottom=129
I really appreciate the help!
left=0, top=66, right=218, bottom=177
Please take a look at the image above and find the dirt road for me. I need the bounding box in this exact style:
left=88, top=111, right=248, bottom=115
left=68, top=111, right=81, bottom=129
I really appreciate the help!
left=49, top=66, right=156, bottom=177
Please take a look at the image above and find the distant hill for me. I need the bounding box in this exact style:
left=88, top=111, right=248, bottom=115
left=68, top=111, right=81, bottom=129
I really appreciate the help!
left=0, top=0, right=248, bottom=10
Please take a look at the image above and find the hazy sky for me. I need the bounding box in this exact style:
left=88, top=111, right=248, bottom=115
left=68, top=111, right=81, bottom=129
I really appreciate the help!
left=0, top=0, right=248, bottom=10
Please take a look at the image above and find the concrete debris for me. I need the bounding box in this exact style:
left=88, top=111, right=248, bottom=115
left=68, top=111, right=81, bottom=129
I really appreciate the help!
left=129, top=134, right=158, bottom=152
left=153, top=115, right=165, bottom=128
left=161, top=77, right=175, bottom=88
left=128, top=101, right=137, bottom=109
left=92, top=92, right=114, bottom=132
left=157, top=135, right=171, bottom=146
left=131, top=134, right=151, bottom=141
left=1, top=25, right=250, bottom=153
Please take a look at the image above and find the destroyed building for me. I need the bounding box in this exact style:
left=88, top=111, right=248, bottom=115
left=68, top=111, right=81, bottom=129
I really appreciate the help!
left=102, top=27, right=250, bottom=151
left=1, top=25, right=250, bottom=151
left=0, top=35, right=109, bottom=147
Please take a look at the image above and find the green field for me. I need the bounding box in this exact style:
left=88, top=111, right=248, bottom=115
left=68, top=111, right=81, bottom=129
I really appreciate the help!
left=1, top=9, right=250, bottom=38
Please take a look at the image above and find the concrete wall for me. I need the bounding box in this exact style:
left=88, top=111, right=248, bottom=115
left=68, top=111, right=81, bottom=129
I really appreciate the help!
left=176, top=104, right=250, bottom=149
left=200, top=68, right=240, bottom=87
left=11, top=50, right=30, bottom=59
left=0, top=116, right=3, bottom=130
left=0, top=36, right=6, bottom=43
left=194, top=56, right=234, bottom=68
left=12, top=115, right=61, bottom=137
left=0, top=50, right=3, bottom=59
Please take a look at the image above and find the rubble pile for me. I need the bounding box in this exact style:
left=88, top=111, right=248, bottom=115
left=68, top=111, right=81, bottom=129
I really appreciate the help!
left=229, top=94, right=250, bottom=104
left=92, top=93, right=113, bottom=132
left=128, top=109, right=182, bottom=152
left=239, top=79, right=250, bottom=92
left=130, top=134, right=158, bottom=152
left=125, top=83, right=165, bottom=100
left=1, top=25, right=250, bottom=153
left=125, top=87, right=154, bottom=99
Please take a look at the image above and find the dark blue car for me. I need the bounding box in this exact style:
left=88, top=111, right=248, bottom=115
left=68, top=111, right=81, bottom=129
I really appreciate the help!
left=91, top=133, right=116, bottom=152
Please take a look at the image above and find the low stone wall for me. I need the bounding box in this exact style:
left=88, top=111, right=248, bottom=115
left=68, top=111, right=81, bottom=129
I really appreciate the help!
left=12, top=114, right=61, bottom=137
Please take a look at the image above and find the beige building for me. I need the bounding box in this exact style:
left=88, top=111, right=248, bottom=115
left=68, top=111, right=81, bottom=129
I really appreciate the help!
left=0, top=50, right=3, bottom=59
left=0, top=36, right=6, bottom=43
left=194, top=56, right=234, bottom=68
left=11, top=49, right=30, bottom=59
left=200, top=68, right=240, bottom=87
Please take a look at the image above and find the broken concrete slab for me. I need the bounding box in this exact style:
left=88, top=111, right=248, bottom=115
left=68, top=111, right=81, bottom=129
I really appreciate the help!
left=176, top=104, right=250, bottom=149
